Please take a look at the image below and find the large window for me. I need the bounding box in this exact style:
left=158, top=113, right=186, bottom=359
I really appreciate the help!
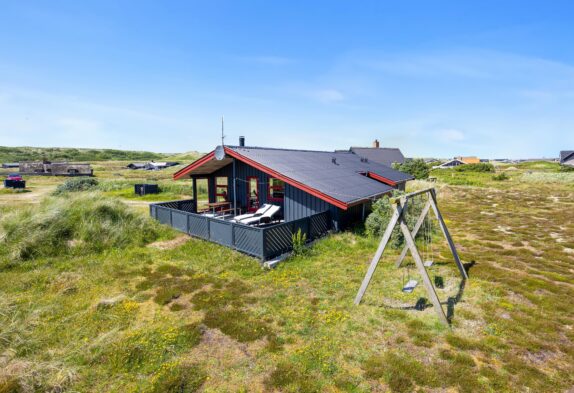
left=215, top=176, right=228, bottom=202
left=267, top=178, right=285, bottom=202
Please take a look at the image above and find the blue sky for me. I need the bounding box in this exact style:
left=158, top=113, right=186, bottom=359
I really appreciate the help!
left=0, top=1, right=573, bottom=158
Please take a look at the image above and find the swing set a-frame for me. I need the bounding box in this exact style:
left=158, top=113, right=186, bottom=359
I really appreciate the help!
left=354, top=188, right=468, bottom=325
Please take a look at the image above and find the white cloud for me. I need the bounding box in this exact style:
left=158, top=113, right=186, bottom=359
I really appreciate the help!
left=309, top=88, right=345, bottom=103
left=437, top=129, right=465, bottom=143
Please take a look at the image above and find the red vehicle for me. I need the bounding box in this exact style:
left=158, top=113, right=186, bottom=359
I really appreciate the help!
left=6, top=173, right=23, bottom=181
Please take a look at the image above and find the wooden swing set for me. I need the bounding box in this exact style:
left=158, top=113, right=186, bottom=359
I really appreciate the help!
left=354, top=188, right=468, bottom=325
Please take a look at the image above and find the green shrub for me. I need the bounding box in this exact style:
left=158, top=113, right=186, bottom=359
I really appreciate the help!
left=0, top=193, right=163, bottom=261
left=54, top=177, right=99, bottom=194
left=453, top=163, right=494, bottom=172
left=492, top=172, right=510, bottom=181
left=292, top=228, right=307, bottom=256
left=148, top=362, right=206, bottom=393
left=393, top=159, right=429, bottom=179
left=559, top=164, right=574, bottom=172
left=365, top=190, right=434, bottom=248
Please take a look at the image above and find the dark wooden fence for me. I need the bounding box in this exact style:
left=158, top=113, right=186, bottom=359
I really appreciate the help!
left=150, top=200, right=331, bottom=261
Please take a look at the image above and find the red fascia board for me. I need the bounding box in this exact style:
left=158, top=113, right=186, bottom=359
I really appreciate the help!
left=224, top=147, right=348, bottom=210
left=173, top=151, right=215, bottom=180
left=367, top=171, right=397, bottom=186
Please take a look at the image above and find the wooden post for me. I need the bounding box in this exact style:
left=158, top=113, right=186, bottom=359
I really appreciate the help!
left=398, top=217, right=449, bottom=325
left=192, top=178, right=198, bottom=212
left=354, top=205, right=402, bottom=305
left=395, top=200, right=431, bottom=268
left=428, top=189, right=468, bottom=280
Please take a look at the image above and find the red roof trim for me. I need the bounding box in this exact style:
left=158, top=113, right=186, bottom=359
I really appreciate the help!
left=367, top=171, right=397, bottom=186
left=223, top=147, right=348, bottom=210
left=173, top=151, right=216, bottom=180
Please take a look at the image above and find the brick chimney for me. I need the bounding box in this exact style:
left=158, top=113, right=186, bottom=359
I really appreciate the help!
left=372, top=139, right=380, bottom=148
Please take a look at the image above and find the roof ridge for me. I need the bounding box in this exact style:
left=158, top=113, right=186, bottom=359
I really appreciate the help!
left=227, top=145, right=353, bottom=154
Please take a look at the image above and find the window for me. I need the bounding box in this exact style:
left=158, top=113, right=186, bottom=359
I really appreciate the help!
left=215, top=176, right=228, bottom=202
left=268, top=178, right=285, bottom=202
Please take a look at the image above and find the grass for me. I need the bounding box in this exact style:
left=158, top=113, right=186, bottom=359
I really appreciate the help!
left=0, top=145, right=169, bottom=162
left=0, top=159, right=573, bottom=392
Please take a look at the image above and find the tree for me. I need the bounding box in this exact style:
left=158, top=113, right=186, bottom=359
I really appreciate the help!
left=393, top=159, right=429, bottom=179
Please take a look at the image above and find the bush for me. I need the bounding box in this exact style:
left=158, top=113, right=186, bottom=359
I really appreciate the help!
left=393, top=159, right=429, bottom=179
left=54, top=177, right=99, bottom=194
left=292, top=229, right=307, bottom=256
left=559, top=164, right=574, bottom=172
left=453, top=163, right=494, bottom=173
left=492, top=172, right=510, bottom=181
left=365, top=190, right=434, bottom=249
left=0, top=193, right=163, bottom=261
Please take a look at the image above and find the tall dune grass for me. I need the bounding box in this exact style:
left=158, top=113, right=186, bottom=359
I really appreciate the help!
left=0, top=193, right=164, bottom=261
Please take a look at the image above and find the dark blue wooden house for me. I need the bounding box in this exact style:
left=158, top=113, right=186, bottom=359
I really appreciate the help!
left=150, top=138, right=413, bottom=261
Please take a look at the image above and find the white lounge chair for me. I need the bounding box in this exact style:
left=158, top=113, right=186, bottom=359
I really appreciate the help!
left=231, top=204, right=272, bottom=222
left=241, top=205, right=281, bottom=226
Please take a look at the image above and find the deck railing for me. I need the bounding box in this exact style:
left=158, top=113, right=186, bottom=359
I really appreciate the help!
left=149, top=200, right=331, bottom=261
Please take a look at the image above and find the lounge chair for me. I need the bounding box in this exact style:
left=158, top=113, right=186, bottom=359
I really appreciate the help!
left=241, top=205, right=281, bottom=226
left=231, top=204, right=272, bottom=222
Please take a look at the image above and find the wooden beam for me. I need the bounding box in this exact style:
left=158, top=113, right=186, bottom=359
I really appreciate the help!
left=429, top=189, right=468, bottom=280
left=395, top=200, right=431, bottom=268
left=354, top=205, right=402, bottom=305
left=399, top=216, right=449, bottom=325
left=390, top=187, right=435, bottom=204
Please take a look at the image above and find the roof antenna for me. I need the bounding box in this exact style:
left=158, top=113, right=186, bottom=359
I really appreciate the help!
left=221, top=115, right=225, bottom=146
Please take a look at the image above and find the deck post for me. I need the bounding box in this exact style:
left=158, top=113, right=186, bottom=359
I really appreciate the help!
left=232, top=158, right=237, bottom=215
left=192, top=178, right=198, bottom=212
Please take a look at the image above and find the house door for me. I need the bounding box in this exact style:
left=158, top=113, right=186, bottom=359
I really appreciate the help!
left=247, top=176, right=259, bottom=212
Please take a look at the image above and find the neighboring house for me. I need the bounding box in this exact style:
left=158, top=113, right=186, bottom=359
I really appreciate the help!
left=146, top=161, right=179, bottom=170
left=127, top=163, right=147, bottom=170
left=127, top=161, right=179, bottom=170
left=433, top=158, right=466, bottom=169
left=433, top=156, right=481, bottom=169
left=19, top=161, right=93, bottom=176
left=347, top=139, right=405, bottom=167
left=1, top=163, right=19, bottom=168
left=560, top=151, right=574, bottom=166
left=149, top=138, right=413, bottom=260
left=455, top=156, right=480, bottom=164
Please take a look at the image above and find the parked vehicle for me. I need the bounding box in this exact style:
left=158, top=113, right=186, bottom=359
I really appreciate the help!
left=6, top=173, right=23, bottom=181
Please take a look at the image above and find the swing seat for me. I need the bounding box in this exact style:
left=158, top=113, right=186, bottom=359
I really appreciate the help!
left=424, top=260, right=434, bottom=267
left=402, top=279, right=418, bottom=293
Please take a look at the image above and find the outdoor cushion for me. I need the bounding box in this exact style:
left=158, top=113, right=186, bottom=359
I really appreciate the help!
left=241, top=205, right=281, bottom=226
left=232, top=204, right=272, bottom=222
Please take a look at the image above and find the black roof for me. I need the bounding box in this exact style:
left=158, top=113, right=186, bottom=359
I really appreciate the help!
left=349, top=147, right=405, bottom=166
left=226, top=146, right=413, bottom=205
left=560, top=151, right=574, bottom=163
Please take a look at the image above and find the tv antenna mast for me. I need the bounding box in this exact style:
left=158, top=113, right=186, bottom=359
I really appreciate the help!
left=221, top=115, right=226, bottom=146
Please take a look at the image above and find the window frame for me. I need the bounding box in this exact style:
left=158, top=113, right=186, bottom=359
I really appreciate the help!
left=267, top=177, right=285, bottom=203
left=215, top=176, right=228, bottom=202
